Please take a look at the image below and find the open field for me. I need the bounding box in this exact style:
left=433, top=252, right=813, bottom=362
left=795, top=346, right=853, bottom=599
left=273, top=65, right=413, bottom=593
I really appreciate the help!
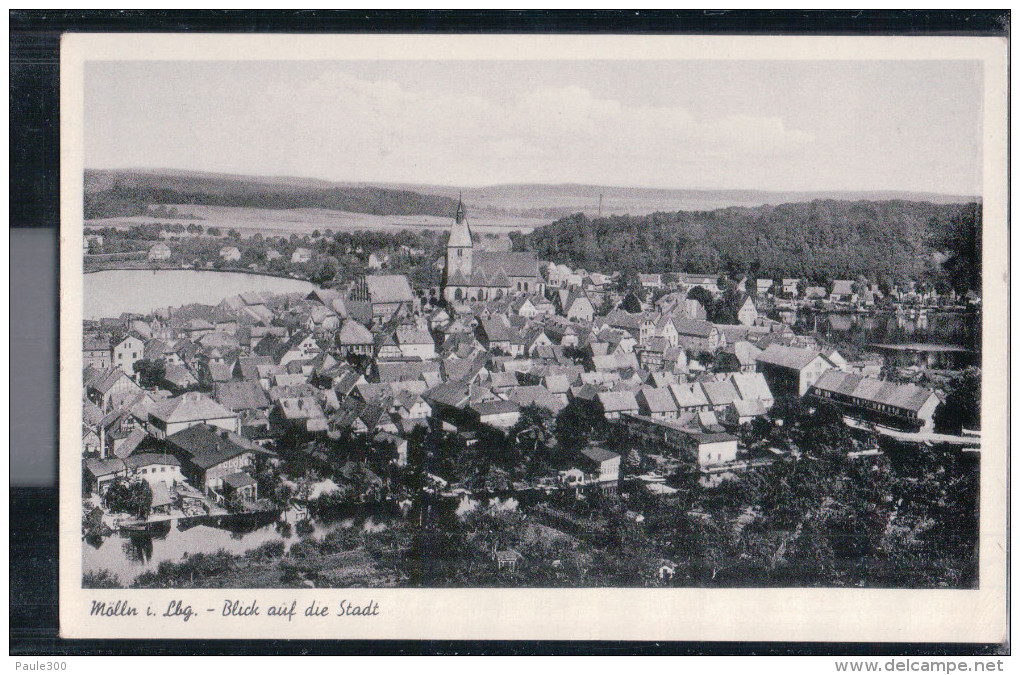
left=85, top=204, right=547, bottom=237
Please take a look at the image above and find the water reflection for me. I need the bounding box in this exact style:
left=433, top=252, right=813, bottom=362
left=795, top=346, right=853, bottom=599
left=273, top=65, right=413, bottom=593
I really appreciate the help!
left=82, top=507, right=394, bottom=585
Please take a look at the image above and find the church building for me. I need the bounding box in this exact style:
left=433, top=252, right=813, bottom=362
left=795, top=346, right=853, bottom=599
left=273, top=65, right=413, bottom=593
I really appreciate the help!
left=442, top=198, right=542, bottom=303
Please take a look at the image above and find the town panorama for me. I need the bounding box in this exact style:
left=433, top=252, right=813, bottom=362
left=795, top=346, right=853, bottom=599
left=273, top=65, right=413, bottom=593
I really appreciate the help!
left=80, top=189, right=982, bottom=590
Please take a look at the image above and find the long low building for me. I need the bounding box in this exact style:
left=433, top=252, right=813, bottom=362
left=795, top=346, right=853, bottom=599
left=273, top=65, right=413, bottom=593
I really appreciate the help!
left=807, top=370, right=941, bottom=432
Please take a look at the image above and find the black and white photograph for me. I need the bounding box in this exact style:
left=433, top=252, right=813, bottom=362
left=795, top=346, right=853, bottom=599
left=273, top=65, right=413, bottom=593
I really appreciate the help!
left=56, top=31, right=1008, bottom=643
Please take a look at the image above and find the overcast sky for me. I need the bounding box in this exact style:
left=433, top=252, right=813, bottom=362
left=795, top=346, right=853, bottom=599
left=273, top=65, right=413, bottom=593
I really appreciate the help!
left=85, top=59, right=983, bottom=195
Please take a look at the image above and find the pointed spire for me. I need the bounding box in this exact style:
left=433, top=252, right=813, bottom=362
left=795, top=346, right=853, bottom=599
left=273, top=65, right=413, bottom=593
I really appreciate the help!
left=455, top=193, right=465, bottom=224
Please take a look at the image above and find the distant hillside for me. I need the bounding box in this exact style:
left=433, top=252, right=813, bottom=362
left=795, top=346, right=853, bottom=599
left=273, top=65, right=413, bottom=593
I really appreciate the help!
left=526, top=200, right=981, bottom=291
left=361, top=181, right=978, bottom=217
left=83, top=169, right=458, bottom=220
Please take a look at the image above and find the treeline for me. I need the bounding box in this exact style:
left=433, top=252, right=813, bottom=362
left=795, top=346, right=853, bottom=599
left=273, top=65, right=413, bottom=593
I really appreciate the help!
left=84, top=175, right=458, bottom=220
left=526, top=200, right=981, bottom=292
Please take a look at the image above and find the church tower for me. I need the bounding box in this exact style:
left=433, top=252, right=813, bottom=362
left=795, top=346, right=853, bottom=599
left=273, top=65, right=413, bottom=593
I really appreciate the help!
left=444, top=195, right=473, bottom=301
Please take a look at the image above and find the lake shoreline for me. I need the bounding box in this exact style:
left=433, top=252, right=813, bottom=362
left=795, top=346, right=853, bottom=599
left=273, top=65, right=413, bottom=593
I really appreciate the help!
left=83, top=268, right=321, bottom=319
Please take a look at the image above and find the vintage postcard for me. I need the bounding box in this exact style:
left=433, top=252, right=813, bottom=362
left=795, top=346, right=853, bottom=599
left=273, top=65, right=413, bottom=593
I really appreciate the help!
left=59, top=33, right=1007, bottom=642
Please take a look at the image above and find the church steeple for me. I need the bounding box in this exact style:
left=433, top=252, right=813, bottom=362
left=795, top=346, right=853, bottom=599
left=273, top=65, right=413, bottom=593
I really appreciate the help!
left=447, top=193, right=473, bottom=249
left=443, top=192, right=474, bottom=301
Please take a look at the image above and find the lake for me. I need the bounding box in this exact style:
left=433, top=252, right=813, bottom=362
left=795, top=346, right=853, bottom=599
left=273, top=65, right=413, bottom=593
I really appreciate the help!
left=82, top=510, right=390, bottom=585
left=83, top=269, right=318, bottom=319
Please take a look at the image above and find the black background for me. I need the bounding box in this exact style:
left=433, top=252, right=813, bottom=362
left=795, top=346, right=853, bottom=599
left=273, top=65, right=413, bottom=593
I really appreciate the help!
left=9, top=9, right=1009, bottom=656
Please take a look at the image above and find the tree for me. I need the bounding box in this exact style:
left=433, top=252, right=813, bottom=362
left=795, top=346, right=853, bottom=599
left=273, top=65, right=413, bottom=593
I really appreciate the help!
left=934, top=367, right=981, bottom=434
left=620, top=292, right=643, bottom=314
left=133, top=359, right=166, bottom=388
left=555, top=399, right=607, bottom=456
left=104, top=479, right=152, bottom=519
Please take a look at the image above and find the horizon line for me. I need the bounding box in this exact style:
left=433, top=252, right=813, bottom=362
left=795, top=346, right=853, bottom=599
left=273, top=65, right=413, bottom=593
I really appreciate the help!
left=84, top=165, right=982, bottom=200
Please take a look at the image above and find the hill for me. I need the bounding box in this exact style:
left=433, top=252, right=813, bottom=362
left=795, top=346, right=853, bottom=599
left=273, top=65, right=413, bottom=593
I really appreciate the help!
left=362, top=182, right=978, bottom=218
left=525, top=200, right=981, bottom=291
left=83, top=169, right=458, bottom=220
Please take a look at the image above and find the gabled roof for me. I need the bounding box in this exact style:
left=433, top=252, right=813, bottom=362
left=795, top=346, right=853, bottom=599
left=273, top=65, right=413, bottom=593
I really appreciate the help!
left=729, top=372, right=773, bottom=403
left=756, top=344, right=826, bottom=371
left=150, top=391, right=237, bottom=424
left=365, top=275, right=415, bottom=305
left=164, top=424, right=256, bottom=470
left=668, top=383, right=710, bottom=409
left=811, top=370, right=938, bottom=413
left=338, top=319, right=374, bottom=345
left=700, top=379, right=740, bottom=407
left=214, top=380, right=271, bottom=412
left=639, top=387, right=678, bottom=413
left=673, top=318, right=716, bottom=338
left=597, top=390, right=639, bottom=413
left=396, top=325, right=434, bottom=346
left=581, top=446, right=620, bottom=464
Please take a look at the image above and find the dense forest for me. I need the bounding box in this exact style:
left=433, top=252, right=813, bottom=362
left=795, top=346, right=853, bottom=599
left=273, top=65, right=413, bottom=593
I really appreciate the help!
left=83, top=170, right=458, bottom=220
left=525, top=200, right=982, bottom=292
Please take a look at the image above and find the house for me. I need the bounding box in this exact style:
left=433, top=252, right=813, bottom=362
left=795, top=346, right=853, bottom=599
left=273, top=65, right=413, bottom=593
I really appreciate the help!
left=123, top=452, right=184, bottom=489
left=395, top=325, right=436, bottom=359
left=737, top=296, right=758, bottom=326
left=597, top=390, right=639, bottom=421
left=700, top=379, right=741, bottom=411
left=82, top=425, right=102, bottom=457
left=808, top=370, right=942, bottom=432
left=673, top=318, right=723, bottom=352
left=728, top=372, right=774, bottom=409
left=148, top=242, right=172, bottom=261
left=83, top=457, right=127, bottom=495
left=755, top=344, right=833, bottom=397
left=562, top=289, right=596, bottom=323
left=782, top=279, right=800, bottom=297
left=667, top=383, right=711, bottom=415
left=716, top=341, right=762, bottom=373
left=273, top=396, right=328, bottom=434
left=830, top=280, right=856, bottom=304
left=85, top=366, right=143, bottom=412
left=638, top=273, right=663, bottom=290
left=221, top=471, right=258, bottom=504
left=83, top=335, right=112, bottom=369
left=291, top=247, right=313, bottom=264
left=162, top=424, right=258, bottom=496
left=725, top=398, right=768, bottom=426
left=476, top=317, right=516, bottom=354
left=363, top=274, right=416, bottom=322
left=219, top=246, right=241, bottom=262
left=113, top=333, right=146, bottom=376
left=367, top=251, right=389, bottom=270
left=494, top=549, right=524, bottom=572
left=679, top=273, right=721, bottom=294
left=683, top=431, right=739, bottom=468
left=637, top=387, right=679, bottom=421
left=214, top=380, right=272, bottom=420
left=148, top=391, right=241, bottom=439
left=469, top=399, right=522, bottom=429
left=756, top=279, right=774, bottom=296
left=577, top=445, right=621, bottom=493
left=254, top=332, right=319, bottom=366
left=338, top=319, right=374, bottom=357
